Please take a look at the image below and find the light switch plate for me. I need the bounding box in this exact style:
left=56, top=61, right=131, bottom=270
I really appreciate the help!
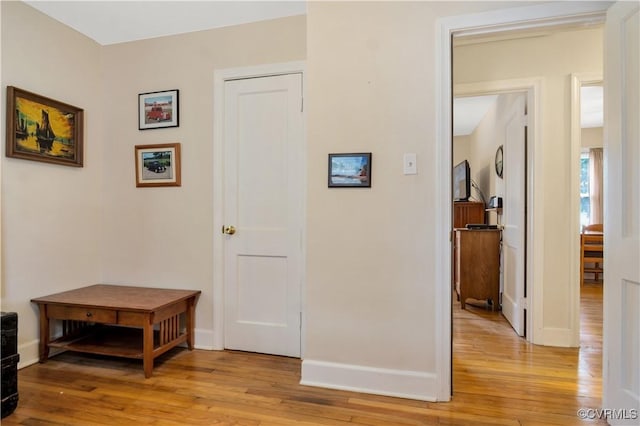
left=404, top=153, right=417, bottom=175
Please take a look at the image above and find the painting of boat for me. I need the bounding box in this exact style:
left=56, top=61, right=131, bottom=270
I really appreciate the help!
left=6, top=86, right=84, bottom=167
left=35, top=110, right=56, bottom=152
left=15, top=109, right=28, bottom=139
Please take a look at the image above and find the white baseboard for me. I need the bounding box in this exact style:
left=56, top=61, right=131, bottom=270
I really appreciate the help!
left=194, top=328, right=216, bottom=350
left=17, top=339, right=41, bottom=369
left=301, top=359, right=437, bottom=401
left=17, top=327, right=217, bottom=370
left=539, top=327, right=579, bottom=347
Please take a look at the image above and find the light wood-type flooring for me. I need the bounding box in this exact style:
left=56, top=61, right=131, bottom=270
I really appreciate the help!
left=3, top=284, right=604, bottom=425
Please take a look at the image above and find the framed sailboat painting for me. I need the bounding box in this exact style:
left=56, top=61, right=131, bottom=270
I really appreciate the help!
left=6, top=86, right=84, bottom=167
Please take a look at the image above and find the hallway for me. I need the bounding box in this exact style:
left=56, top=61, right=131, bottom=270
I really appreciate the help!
left=453, top=284, right=604, bottom=424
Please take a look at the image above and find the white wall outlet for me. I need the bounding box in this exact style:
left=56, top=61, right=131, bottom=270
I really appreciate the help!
left=404, top=153, right=417, bottom=175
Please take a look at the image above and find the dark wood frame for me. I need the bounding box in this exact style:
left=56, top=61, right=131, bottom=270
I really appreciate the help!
left=495, top=145, right=504, bottom=178
left=328, top=152, right=372, bottom=188
left=138, top=89, right=179, bottom=130
left=135, top=142, right=181, bottom=187
left=6, top=86, right=84, bottom=167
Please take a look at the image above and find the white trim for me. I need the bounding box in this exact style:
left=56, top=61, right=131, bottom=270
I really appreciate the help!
left=436, top=1, right=609, bottom=401
left=537, top=327, right=580, bottom=348
left=454, top=79, right=540, bottom=97
left=301, top=359, right=437, bottom=402
left=454, top=78, right=543, bottom=346
left=213, top=61, right=307, bottom=354
left=570, top=73, right=603, bottom=348
left=193, top=328, right=216, bottom=351
left=16, top=340, right=40, bottom=370
left=443, top=2, right=609, bottom=39
left=434, top=16, right=451, bottom=401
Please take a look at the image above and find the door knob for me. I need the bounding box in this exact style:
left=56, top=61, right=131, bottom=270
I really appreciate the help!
left=222, top=225, right=236, bottom=235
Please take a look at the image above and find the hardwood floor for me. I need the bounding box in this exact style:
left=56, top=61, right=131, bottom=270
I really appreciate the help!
left=4, top=285, right=604, bottom=425
left=452, top=283, right=604, bottom=425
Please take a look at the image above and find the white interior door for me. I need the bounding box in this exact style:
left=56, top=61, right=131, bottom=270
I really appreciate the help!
left=501, top=94, right=527, bottom=336
left=603, top=2, right=640, bottom=423
left=223, top=73, right=303, bottom=357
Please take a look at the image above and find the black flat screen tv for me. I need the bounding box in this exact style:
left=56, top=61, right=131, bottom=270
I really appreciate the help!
left=453, top=160, right=471, bottom=201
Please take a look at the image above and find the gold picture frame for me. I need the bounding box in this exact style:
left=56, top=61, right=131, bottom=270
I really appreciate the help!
left=6, top=86, right=84, bottom=167
left=135, top=143, right=181, bottom=187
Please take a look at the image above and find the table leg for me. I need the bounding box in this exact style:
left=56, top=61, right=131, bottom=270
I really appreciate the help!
left=186, top=297, right=195, bottom=350
left=143, top=314, right=154, bottom=378
left=37, top=304, right=50, bottom=362
left=492, top=291, right=500, bottom=312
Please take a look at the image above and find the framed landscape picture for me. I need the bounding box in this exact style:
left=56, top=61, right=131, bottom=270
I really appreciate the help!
left=138, top=89, right=179, bottom=130
left=6, top=86, right=84, bottom=167
left=135, top=143, right=181, bottom=187
left=328, top=152, right=372, bottom=188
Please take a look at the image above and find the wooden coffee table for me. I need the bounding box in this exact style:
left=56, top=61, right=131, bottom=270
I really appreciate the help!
left=31, top=284, right=201, bottom=378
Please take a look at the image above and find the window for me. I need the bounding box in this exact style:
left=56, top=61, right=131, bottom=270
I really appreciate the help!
left=580, top=152, right=590, bottom=228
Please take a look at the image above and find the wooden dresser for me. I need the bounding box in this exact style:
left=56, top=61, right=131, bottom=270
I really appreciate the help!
left=453, top=201, right=485, bottom=228
left=454, top=229, right=501, bottom=311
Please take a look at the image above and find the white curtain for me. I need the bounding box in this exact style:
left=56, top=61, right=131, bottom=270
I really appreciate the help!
left=589, top=148, right=603, bottom=224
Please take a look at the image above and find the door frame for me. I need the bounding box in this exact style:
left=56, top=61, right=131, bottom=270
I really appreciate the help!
left=570, top=72, right=603, bottom=344
left=212, top=61, right=307, bottom=354
left=435, top=2, right=608, bottom=401
left=454, top=82, right=538, bottom=340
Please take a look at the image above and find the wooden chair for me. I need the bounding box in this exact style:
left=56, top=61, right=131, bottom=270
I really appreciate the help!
left=580, top=224, right=603, bottom=285
left=583, top=223, right=603, bottom=233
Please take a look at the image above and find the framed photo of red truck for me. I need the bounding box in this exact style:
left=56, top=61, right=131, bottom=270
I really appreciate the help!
left=138, top=89, right=179, bottom=130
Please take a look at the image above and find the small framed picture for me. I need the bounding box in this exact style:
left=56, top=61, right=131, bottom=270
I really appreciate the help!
left=6, top=86, right=84, bottom=167
left=328, top=152, right=372, bottom=188
left=138, top=89, right=179, bottom=130
left=135, top=143, right=181, bottom=187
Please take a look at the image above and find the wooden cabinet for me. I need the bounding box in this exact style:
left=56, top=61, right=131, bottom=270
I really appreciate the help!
left=453, top=202, right=485, bottom=228
left=1, top=312, right=18, bottom=419
left=454, top=229, right=501, bottom=311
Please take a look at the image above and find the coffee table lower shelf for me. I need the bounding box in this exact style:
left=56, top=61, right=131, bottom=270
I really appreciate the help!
left=50, top=325, right=184, bottom=360
left=32, top=284, right=201, bottom=377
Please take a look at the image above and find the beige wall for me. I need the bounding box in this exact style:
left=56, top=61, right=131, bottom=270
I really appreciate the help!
left=453, top=135, right=472, bottom=167
left=454, top=26, right=603, bottom=343
left=582, top=127, right=603, bottom=148
left=0, top=0, right=4, bottom=302
left=307, top=0, right=435, bottom=371
left=100, top=15, right=306, bottom=349
left=1, top=0, right=604, bottom=401
left=458, top=93, right=525, bottom=217
left=1, top=1, right=105, bottom=364
left=1, top=1, right=306, bottom=364
left=303, top=1, right=532, bottom=399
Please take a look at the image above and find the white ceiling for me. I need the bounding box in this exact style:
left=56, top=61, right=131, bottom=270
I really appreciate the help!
left=453, top=95, right=499, bottom=137
left=581, top=85, right=604, bottom=129
left=24, top=1, right=603, bottom=132
left=25, top=0, right=307, bottom=46
left=455, top=88, right=603, bottom=136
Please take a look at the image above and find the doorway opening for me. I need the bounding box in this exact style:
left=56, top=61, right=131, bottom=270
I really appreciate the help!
left=574, top=78, right=604, bottom=285
left=437, top=5, right=608, bottom=401
left=573, top=77, right=604, bottom=383
left=452, top=90, right=530, bottom=338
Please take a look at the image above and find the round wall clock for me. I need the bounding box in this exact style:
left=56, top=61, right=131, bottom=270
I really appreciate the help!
left=495, top=145, right=504, bottom=178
